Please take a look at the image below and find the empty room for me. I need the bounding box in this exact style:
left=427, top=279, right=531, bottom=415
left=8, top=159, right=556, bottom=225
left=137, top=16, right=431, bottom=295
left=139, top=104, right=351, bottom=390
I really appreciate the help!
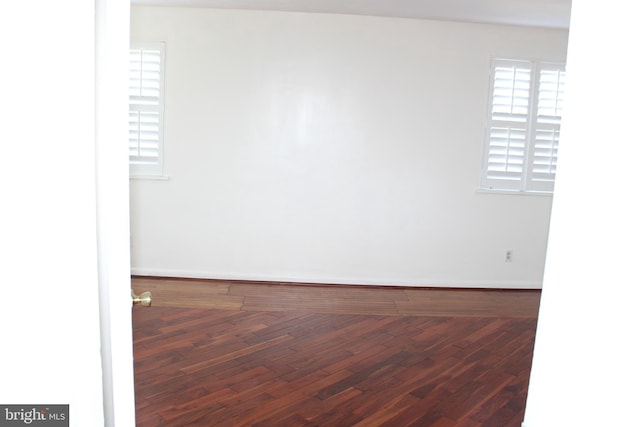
left=128, top=0, right=568, bottom=426
left=5, top=1, right=640, bottom=426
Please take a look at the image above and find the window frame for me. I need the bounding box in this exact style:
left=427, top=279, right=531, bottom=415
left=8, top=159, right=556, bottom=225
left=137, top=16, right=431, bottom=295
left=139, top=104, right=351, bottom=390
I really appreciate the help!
left=129, top=41, right=165, bottom=178
left=480, top=58, right=566, bottom=194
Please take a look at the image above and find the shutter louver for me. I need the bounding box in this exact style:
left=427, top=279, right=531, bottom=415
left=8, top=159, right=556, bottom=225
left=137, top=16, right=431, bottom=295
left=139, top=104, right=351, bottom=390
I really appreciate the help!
left=486, top=126, right=527, bottom=181
left=536, top=68, right=565, bottom=123
left=531, top=127, right=559, bottom=181
left=129, top=50, right=161, bottom=104
left=129, top=111, right=160, bottom=159
left=129, top=44, right=164, bottom=173
left=491, top=66, right=531, bottom=122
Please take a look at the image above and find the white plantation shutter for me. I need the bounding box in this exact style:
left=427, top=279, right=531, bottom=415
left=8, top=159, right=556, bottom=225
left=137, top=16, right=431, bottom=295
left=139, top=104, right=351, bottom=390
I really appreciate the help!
left=482, top=59, right=565, bottom=193
left=528, top=66, right=566, bottom=191
left=129, top=43, right=164, bottom=176
left=484, top=61, right=532, bottom=190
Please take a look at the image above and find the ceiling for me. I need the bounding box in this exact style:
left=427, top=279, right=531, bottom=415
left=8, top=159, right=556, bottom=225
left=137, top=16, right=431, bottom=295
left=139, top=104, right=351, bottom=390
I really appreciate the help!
left=130, top=0, right=572, bottom=29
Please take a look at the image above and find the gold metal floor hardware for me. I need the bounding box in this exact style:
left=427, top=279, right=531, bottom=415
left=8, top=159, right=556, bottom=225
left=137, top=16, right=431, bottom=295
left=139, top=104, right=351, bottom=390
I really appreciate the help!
left=132, top=290, right=152, bottom=307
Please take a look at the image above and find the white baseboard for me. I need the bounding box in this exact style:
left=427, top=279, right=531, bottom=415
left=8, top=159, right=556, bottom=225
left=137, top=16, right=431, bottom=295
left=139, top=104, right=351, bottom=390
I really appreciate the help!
left=130, top=267, right=542, bottom=289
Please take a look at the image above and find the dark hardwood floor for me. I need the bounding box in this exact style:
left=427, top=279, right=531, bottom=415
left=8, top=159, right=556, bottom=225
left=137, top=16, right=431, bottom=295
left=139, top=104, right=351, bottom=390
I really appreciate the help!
left=132, top=277, right=540, bottom=426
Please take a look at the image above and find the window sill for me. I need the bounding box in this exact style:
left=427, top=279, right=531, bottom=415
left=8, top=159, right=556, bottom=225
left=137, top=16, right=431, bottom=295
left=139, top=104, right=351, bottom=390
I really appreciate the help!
left=475, top=188, right=553, bottom=197
left=129, top=174, right=170, bottom=181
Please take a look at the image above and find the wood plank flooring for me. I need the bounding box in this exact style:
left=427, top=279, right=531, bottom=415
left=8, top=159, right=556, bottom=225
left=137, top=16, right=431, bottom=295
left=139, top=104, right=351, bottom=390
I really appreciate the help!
left=132, top=277, right=540, bottom=426
left=132, top=277, right=540, bottom=318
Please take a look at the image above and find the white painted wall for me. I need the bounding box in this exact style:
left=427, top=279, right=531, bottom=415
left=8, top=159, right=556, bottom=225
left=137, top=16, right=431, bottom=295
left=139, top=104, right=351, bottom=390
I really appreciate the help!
left=130, top=7, right=568, bottom=288
left=523, top=1, right=640, bottom=425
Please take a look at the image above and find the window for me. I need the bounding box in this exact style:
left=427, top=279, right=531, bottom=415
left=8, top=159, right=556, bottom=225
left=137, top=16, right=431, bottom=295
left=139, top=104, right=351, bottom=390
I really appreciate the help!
left=129, top=42, right=165, bottom=176
left=481, top=59, right=566, bottom=193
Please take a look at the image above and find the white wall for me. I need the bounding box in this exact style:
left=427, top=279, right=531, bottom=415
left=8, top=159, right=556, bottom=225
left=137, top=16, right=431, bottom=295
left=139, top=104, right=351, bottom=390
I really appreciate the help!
left=130, top=7, right=568, bottom=288
left=523, top=1, right=640, bottom=425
